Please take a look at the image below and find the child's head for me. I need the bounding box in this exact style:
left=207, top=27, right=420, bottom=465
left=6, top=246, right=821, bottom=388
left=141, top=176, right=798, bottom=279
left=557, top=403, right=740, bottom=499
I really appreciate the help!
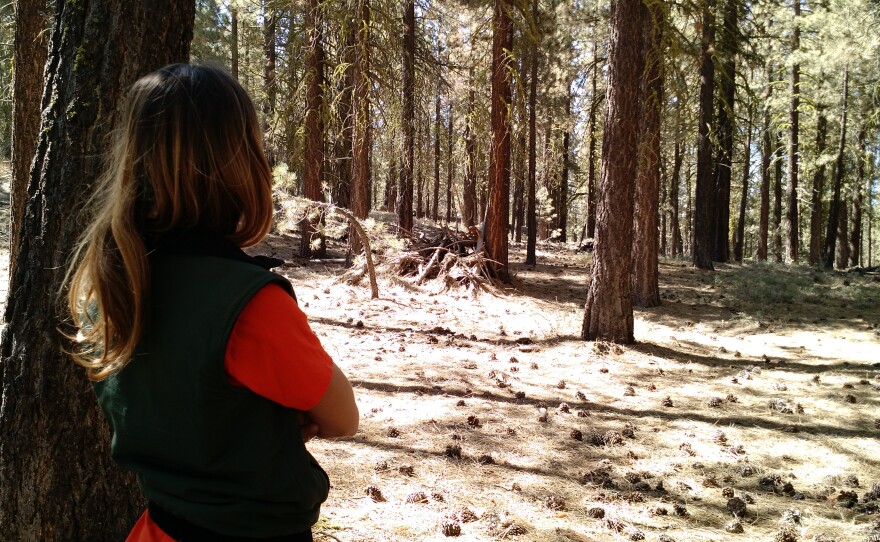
left=115, top=63, right=273, bottom=245
left=69, top=64, right=273, bottom=379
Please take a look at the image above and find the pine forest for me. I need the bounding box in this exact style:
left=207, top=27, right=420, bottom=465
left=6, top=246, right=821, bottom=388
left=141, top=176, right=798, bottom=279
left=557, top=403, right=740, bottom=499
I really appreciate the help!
left=0, top=0, right=879, bottom=541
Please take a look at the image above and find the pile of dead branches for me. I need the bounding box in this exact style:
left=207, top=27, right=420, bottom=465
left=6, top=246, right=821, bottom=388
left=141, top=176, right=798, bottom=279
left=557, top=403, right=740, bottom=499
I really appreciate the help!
left=382, top=226, right=499, bottom=293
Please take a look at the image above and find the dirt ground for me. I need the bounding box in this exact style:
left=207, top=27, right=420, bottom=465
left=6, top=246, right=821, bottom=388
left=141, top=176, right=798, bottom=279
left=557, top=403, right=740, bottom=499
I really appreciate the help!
left=1, top=208, right=879, bottom=541
left=246, top=217, right=880, bottom=542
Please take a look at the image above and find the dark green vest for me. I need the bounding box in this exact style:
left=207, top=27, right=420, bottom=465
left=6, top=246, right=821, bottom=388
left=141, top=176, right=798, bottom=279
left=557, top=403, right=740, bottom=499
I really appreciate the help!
left=93, top=238, right=329, bottom=537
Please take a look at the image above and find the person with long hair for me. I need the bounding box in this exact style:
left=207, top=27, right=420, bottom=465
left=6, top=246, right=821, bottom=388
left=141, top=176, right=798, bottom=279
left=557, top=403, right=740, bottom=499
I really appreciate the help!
left=67, top=64, right=358, bottom=542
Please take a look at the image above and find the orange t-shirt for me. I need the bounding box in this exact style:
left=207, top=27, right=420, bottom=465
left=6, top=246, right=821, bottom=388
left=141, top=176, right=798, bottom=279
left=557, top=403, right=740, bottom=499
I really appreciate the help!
left=126, top=284, right=333, bottom=541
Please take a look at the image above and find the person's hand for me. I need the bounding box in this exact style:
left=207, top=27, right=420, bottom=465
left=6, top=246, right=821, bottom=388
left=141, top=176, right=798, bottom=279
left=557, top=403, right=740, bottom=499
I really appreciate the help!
left=298, top=413, right=320, bottom=443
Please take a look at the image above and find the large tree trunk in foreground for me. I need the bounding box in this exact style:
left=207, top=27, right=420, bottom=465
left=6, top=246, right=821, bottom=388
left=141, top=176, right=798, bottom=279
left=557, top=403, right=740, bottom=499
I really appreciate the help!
left=9, top=0, right=50, bottom=278
left=485, top=0, right=513, bottom=280
left=0, top=2, right=194, bottom=540
left=632, top=0, right=664, bottom=308
left=302, top=0, right=326, bottom=257
left=582, top=0, right=645, bottom=342
left=692, top=0, right=716, bottom=270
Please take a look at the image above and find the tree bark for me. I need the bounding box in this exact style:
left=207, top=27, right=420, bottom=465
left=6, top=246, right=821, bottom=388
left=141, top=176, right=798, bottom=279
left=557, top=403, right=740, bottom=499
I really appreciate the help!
left=446, top=105, right=455, bottom=224
left=302, top=0, right=326, bottom=257
left=582, top=0, right=645, bottom=342
left=350, top=0, right=371, bottom=223
left=670, top=139, right=683, bottom=256
left=559, top=88, right=571, bottom=243
left=850, top=128, right=865, bottom=267
left=808, top=110, right=827, bottom=266
left=733, top=109, right=753, bottom=262
left=693, top=0, right=716, bottom=270
left=836, top=191, right=849, bottom=268
left=433, top=90, right=441, bottom=221
left=9, top=0, right=49, bottom=278
left=824, top=68, right=848, bottom=268
left=632, top=0, right=664, bottom=308
left=0, top=1, right=194, bottom=539
left=485, top=0, right=513, bottom=280
left=773, top=131, right=784, bottom=263
left=758, top=75, right=772, bottom=262
left=263, top=5, right=277, bottom=125
left=463, top=68, right=478, bottom=228
left=586, top=39, right=600, bottom=241
left=525, top=0, right=539, bottom=265
left=785, top=0, right=801, bottom=263
left=231, top=8, right=239, bottom=79
left=713, top=0, right=739, bottom=263
left=397, top=0, right=415, bottom=234
left=334, top=7, right=356, bottom=211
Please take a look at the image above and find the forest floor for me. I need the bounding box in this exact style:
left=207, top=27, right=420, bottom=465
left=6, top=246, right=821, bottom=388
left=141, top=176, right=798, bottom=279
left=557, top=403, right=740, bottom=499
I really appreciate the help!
left=254, top=214, right=880, bottom=542
left=1, top=189, right=879, bottom=540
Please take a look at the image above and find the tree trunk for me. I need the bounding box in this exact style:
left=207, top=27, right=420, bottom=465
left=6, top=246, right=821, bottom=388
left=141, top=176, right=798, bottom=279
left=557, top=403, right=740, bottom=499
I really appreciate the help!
left=302, top=0, right=326, bottom=257
left=0, top=2, right=194, bottom=539
left=824, top=69, right=848, bottom=268
left=850, top=128, right=865, bottom=267
left=263, top=5, right=277, bottom=126
left=433, top=90, right=441, bottom=221
left=758, top=75, right=772, bottom=261
left=559, top=88, right=571, bottom=243
left=808, top=110, right=827, bottom=266
left=397, top=0, right=415, bottom=234
left=464, top=69, right=478, bottom=228
left=446, top=104, right=455, bottom=223
left=773, top=131, right=784, bottom=263
left=525, top=0, right=539, bottom=265
left=485, top=0, right=513, bottom=279
left=582, top=0, right=645, bottom=342
left=693, top=0, right=716, bottom=270
left=231, top=8, right=239, bottom=79
left=713, top=0, right=739, bottom=263
left=733, top=109, right=753, bottom=262
left=586, top=39, right=600, bottom=241
left=670, top=139, right=683, bottom=256
left=632, top=0, right=664, bottom=308
left=836, top=192, right=849, bottom=268
left=785, top=0, right=801, bottom=263
left=9, top=0, right=49, bottom=278
left=350, top=0, right=370, bottom=221
left=334, top=7, right=355, bottom=210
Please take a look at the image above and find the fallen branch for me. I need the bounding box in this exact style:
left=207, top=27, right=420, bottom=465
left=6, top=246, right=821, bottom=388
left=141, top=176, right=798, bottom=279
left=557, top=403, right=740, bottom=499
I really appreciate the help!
left=305, top=202, right=379, bottom=299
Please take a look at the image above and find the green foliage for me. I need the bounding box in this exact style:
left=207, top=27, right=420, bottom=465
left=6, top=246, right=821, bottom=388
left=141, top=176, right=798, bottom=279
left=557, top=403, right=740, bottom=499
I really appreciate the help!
left=0, top=3, right=15, bottom=160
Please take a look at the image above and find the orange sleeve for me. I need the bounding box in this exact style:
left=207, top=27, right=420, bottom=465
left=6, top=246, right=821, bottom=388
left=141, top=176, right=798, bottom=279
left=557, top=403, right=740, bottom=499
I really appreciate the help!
left=126, top=511, right=174, bottom=542
left=225, top=283, right=334, bottom=411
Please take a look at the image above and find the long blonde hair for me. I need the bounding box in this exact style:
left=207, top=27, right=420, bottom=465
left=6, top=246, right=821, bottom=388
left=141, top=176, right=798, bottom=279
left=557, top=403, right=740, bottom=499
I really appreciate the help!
left=68, top=64, right=274, bottom=380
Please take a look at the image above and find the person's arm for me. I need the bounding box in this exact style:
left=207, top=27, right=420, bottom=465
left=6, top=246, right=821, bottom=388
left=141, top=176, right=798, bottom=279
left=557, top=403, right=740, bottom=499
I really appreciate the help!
left=307, top=362, right=359, bottom=438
